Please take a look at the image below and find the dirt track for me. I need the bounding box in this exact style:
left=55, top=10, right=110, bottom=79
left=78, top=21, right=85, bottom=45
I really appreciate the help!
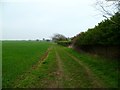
left=12, top=45, right=116, bottom=88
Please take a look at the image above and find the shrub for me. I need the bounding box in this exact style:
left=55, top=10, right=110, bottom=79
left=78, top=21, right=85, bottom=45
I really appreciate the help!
left=57, top=41, right=72, bottom=46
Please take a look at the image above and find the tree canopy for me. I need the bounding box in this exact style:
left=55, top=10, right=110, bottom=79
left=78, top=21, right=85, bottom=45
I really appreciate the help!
left=52, top=34, right=67, bottom=42
left=73, top=12, right=120, bottom=46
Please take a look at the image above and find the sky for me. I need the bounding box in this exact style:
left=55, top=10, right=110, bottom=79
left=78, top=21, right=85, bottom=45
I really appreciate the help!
left=1, top=0, right=105, bottom=40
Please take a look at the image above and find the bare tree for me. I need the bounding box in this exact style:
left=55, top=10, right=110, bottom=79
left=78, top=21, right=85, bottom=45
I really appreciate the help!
left=52, top=34, right=67, bottom=42
left=95, top=0, right=120, bottom=17
left=95, top=0, right=120, bottom=26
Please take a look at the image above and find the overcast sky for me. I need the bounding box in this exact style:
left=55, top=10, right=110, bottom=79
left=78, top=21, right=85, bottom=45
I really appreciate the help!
left=1, top=0, right=105, bottom=40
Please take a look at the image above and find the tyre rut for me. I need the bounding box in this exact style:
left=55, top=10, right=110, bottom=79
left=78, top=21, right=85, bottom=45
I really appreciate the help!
left=54, top=47, right=73, bottom=88
left=63, top=49, right=105, bottom=88
left=55, top=51, right=63, bottom=87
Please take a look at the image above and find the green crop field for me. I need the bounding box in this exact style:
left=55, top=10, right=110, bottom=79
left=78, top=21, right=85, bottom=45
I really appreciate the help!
left=2, top=41, right=118, bottom=88
left=2, top=41, right=52, bottom=87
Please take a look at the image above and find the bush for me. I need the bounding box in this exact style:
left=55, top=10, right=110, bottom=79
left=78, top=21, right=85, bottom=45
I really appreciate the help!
left=74, top=12, right=120, bottom=46
left=57, top=41, right=72, bottom=46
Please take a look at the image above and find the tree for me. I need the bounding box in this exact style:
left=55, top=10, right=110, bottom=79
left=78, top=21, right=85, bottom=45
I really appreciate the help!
left=52, top=34, right=67, bottom=42
left=73, top=13, right=120, bottom=46
left=95, top=0, right=120, bottom=16
left=43, top=38, right=45, bottom=41
left=95, top=0, right=120, bottom=25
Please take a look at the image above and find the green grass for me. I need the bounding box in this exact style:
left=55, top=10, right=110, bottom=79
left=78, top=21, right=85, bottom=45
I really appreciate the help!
left=63, top=46, right=118, bottom=88
left=55, top=46, right=93, bottom=88
left=2, top=41, right=118, bottom=88
left=13, top=46, right=58, bottom=88
left=2, top=41, right=52, bottom=87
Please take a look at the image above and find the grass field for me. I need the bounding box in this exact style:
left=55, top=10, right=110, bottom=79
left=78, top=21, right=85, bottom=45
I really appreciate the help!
left=2, top=41, right=118, bottom=88
left=2, top=41, right=52, bottom=87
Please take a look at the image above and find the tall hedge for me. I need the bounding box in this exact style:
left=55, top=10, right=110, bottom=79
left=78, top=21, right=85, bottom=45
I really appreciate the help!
left=74, top=12, right=120, bottom=46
